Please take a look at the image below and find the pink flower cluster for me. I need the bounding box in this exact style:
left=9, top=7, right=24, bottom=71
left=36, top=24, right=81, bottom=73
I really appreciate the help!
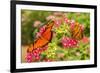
left=64, top=17, right=71, bottom=24
left=61, top=37, right=78, bottom=48
left=26, top=53, right=33, bottom=62
left=33, top=21, right=41, bottom=27
left=81, top=36, right=89, bottom=44
left=64, top=17, right=84, bottom=31
left=54, top=19, right=62, bottom=27
left=26, top=46, right=48, bottom=62
left=54, top=17, right=70, bottom=27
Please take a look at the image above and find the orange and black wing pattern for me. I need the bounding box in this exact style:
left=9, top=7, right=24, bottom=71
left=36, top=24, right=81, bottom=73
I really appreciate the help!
left=71, top=22, right=83, bottom=40
left=27, top=21, right=54, bottom=52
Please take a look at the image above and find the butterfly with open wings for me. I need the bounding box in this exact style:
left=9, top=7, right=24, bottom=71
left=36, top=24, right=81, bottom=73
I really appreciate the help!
left=27, top=21, right=54, bottom=53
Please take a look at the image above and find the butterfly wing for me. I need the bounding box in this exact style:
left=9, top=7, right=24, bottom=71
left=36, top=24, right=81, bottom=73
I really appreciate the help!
left=27, top=21, right=54, bottom=52
left=42, top=27, right=52, bottom=41
left=27, top=37, right=49, bottom=52
left=33, top=36, right=49, bottom=49
left=34, top=22, right=54, bottom=48
left=42, top=21, right=54, bottom=41
left=71, top=23, right=83, bottom=40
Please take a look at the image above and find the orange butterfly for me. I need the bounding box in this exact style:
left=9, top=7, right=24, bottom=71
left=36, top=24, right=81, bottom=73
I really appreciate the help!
left=27, top=21, right=54, bottom=53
